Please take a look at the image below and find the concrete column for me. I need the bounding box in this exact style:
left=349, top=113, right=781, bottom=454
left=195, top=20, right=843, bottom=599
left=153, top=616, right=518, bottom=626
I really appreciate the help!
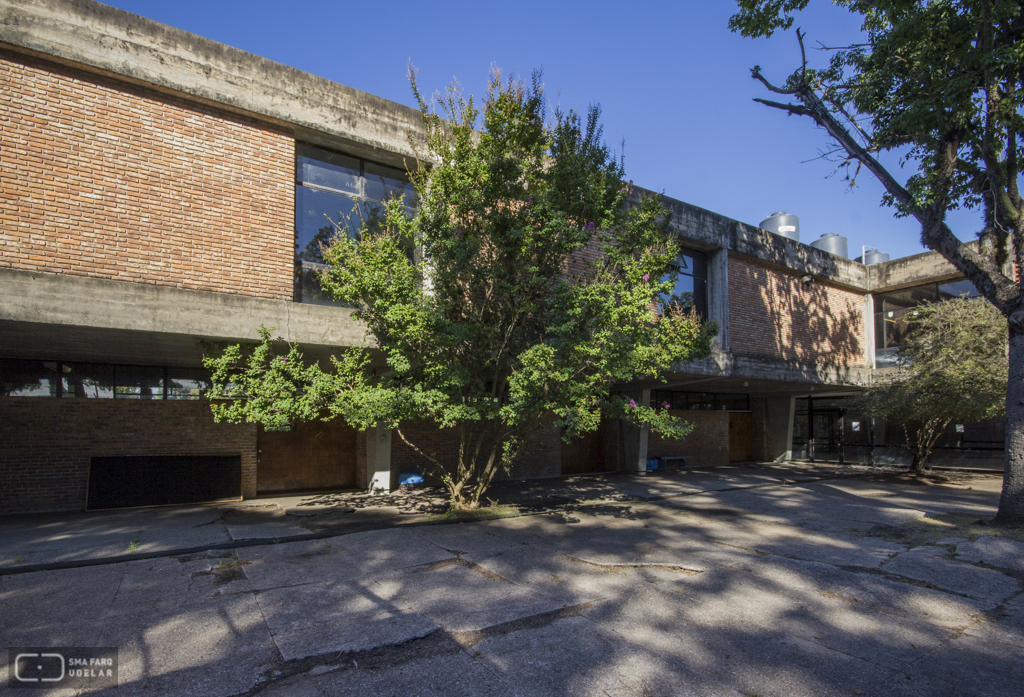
left=708, top=248, right=729, bottom=352
left=863, top=293, right=876, bottom=369
left=621, top=388, right=651, bottom=474
left=366, top=423, right=393, bottom=493
left=767, top=396, right=795, bottom=462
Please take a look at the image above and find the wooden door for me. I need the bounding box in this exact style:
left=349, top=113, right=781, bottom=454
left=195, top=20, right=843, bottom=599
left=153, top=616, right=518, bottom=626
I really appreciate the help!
left=561, top=421, right=606, bottom=475
left=729, top=412, right=755, bottom=463
left=257, top=420, right=357, bottom=494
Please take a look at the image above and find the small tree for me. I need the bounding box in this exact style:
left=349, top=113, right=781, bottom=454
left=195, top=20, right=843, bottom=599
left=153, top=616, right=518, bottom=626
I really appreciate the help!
left=856, top=298, right=1007, bottom=473
left=204, top=69, right=716, bottom=508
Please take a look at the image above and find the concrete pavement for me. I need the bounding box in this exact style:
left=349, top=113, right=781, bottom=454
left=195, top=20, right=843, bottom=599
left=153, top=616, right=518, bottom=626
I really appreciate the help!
left=1, top=464, right=1021, bottom=696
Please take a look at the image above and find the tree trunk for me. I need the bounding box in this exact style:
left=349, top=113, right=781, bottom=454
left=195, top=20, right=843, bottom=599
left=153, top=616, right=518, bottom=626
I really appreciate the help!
left=996, top=320, right=1024, bottom=524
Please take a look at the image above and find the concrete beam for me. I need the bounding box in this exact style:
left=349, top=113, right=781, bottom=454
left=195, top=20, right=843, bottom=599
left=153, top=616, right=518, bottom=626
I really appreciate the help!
left=0, top=268, right=371, bottom=351
left=365, top=423, right=393, bottom=494
left=708, top=249, right=729, bottom=352
left=867, top=249, right=964, bottom=292
left=767, top=396, right=796, bottom=462
left=0, top=0, right=426, bottom=168
left=620, top=388, right=651, bottom=475
left=654, top=193, right=871, bottom=291
left=666, top=351, right=874, bottom=389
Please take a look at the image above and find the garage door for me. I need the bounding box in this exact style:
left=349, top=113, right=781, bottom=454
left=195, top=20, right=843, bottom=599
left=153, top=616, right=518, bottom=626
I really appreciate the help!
left=87, top=455, right=242, bottom=510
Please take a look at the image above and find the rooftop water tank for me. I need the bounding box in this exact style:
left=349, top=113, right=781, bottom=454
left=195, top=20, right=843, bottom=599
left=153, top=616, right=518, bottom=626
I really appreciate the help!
left=759, top=211, right=800, bottom=242
left=854, top=247, right=890, bottom=265
left=810, top=233, right=849, bottom=258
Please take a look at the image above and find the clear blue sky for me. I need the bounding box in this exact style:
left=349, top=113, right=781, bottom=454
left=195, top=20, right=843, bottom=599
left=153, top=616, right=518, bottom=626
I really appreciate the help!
left=101, top=0, right=983, bottom=261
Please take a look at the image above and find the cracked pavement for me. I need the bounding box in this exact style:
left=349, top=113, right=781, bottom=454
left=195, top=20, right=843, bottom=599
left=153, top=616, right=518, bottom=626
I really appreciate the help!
left=1, top=465, right=1021, bottom=696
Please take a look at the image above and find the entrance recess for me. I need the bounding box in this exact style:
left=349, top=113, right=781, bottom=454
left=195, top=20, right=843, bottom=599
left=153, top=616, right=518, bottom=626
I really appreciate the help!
left=257, top=420, right=357, bottom=493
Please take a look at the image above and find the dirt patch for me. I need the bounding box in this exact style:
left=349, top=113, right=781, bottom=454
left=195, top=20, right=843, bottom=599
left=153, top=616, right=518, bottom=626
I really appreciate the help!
left=866, top=512, right=1024, bottom=548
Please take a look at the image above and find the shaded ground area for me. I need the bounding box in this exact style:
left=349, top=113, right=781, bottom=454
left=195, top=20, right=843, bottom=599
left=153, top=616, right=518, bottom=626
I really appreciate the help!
left=0, top=463, right=912, bottom=571
left=1, top=463, right=1021, bottom=696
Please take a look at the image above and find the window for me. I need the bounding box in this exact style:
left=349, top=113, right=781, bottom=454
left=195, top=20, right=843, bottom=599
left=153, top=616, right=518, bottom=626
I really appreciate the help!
left=0, top=359, right=60, bottom=397
left=873, top=277, right=980, bottom=366
left=115, top=365, right=165, bottom=400
left=61, top=363, right=114, bottom=399
left=661, top=248, right=708, bottom=318
left=651, top=390, right=750, bottom=412
left=295, top=144, right=415, bottom=306
left=0, top=360, right=211, bottom=400
left=166, top=367, right=212, bottom=400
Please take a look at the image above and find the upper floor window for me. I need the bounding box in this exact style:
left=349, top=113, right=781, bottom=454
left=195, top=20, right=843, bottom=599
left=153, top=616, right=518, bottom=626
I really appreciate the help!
left=295, top=144, right=415, bottom=305
left=662, top=248, right=708, bottom=318
left=873, top=277, right=981, bottom=366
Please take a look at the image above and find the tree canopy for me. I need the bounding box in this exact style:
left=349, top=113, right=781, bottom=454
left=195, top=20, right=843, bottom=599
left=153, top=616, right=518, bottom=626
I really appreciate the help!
left=204, top=69, right=716, bottom=508
left=730, top=0, right=1024, bottom=523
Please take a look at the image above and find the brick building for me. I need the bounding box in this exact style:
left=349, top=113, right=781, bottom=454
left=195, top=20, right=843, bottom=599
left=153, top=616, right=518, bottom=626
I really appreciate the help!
left=0, top=0, right=1001, bottom=514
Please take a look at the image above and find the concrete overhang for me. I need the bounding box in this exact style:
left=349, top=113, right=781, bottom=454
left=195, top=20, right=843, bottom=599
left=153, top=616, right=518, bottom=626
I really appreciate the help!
left=0, top=268, right=372, bottom=365
left=653, top=192, right=870, bottom=291
left=867, top=248, right=966, bottom=292
left=0, top=0, right=427, bottom=169
left=617, top=351, right=872, bottom=396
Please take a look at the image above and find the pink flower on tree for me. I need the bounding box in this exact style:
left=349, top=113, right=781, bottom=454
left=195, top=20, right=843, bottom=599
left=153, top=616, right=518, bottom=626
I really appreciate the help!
left=629, top=399, right=637, bottom=408
left=642, top=274, right=650, bottom=281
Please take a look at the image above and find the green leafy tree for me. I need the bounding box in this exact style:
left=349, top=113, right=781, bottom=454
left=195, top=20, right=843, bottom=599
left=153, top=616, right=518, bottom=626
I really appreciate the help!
left=204, top=69, right=716, bottom=508
left=730, top=0, right=1024, bottom=523
left=856, top=298, right=1007, bottom=473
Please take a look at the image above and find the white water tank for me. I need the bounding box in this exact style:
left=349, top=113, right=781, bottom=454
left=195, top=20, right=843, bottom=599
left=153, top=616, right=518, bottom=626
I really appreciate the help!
left=810, top=233, right=849, bottom=258
left=855, top=247, right=890, bottom=265
left=759, top=211, right=800, bottom=242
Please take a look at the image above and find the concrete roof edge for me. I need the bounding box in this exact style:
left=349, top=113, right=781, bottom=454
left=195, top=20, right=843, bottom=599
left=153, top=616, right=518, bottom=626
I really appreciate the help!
left=647, top=190, right=870, bottom=290
left=0, top=0, right=428, bottom=167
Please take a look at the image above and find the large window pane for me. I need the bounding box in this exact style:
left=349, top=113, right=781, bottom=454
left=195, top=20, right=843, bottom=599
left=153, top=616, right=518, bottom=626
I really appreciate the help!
left=167, top=367, right=210, bottom=400
left=297, top=145, right=360, bottom=195
left=116, top=365, right=165, bottom=400
left=295, top=186, right=360, bottom=262
left=0, top=359, right=60, bottom=397
left=61, top=363, right=114, bottom=398
left=364, top=162, right=415, bottom=207
left=662, top=249, right=708, bottom=317
left=938, top=279, right=980, bottom=300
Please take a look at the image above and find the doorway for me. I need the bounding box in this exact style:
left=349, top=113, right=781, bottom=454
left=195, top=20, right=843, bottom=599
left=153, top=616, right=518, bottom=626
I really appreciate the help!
left=728, top=412, right=754, bottom=463
left=257, top=420, right=357, bottom=494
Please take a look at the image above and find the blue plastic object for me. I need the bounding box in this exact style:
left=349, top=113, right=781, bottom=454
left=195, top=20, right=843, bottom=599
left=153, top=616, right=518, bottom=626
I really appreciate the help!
left=398, top=472, right=424, bottom=485
left=646, top=458, right=660, bottom=471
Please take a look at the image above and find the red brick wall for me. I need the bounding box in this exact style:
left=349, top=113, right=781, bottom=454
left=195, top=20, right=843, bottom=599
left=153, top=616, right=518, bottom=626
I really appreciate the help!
left=647, top=410, right=729, bottom=468
left=391, top=421, right=561, bottom=485
left=0, top=50, right=295, bottom=299
left=729, top=256, right=867, bottom=367
left=0, top=398, right=256, bottom=514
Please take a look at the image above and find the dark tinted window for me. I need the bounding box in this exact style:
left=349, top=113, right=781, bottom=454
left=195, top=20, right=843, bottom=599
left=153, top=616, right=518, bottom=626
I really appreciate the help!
left=661, top=248, right=708, bottom=317
left=0, top=359, right=60, bottom=397
left=61, top=363, right=114, bottom=399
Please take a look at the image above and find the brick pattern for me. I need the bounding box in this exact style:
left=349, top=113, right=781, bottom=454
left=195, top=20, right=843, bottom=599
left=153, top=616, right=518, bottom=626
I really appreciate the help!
left=391, top=421, right=562, bottom=486
left=647, top=410, right=729, bottom=468
left=0, top=398, right=256, bottom=514
left=0, top=50, right=295, bottom=299
left=729, top=256, right=867, bottom=366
